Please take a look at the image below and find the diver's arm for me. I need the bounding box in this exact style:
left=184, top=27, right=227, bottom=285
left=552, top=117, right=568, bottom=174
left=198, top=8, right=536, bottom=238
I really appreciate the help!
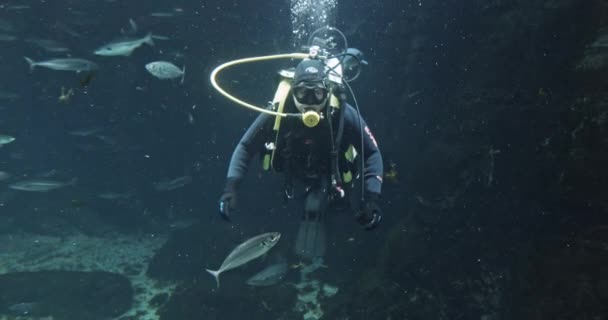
left=219, top=113, right=273, bottom=221
left=225, top=113, right=273, bottom=184
left=344, top=104, right=384, bottom=196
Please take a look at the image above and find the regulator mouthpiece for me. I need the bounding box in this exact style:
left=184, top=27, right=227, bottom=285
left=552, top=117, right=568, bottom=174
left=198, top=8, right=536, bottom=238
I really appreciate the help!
left=302, top=111, right=321, bottom=127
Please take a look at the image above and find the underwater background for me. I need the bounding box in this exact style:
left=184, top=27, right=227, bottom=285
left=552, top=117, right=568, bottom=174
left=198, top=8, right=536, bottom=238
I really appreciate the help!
left=0, top=0, right=607, bottom=319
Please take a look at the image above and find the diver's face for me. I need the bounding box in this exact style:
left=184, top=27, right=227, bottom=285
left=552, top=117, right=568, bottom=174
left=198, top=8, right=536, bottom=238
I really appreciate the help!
left=292, top=82, right=328, bottom=113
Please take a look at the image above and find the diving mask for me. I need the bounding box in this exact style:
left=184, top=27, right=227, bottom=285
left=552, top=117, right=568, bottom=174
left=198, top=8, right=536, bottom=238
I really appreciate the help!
left=292, top=82, right=329, bottom=113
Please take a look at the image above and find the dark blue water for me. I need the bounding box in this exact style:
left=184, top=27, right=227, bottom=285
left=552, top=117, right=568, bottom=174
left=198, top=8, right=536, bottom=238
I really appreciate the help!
left=0, top=0, right=606, bottom=319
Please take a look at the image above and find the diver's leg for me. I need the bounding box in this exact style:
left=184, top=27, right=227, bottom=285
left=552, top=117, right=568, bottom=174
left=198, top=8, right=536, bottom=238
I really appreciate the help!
left=295, top=179, right=329, bottom=260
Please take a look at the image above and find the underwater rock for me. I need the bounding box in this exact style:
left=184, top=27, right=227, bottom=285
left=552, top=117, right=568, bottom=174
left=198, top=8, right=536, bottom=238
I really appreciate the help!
left=158, top=279, right=294, bottom=320
left=509, top=230, right=608, bottom=319
left=0, top=270, right=132, bottom=320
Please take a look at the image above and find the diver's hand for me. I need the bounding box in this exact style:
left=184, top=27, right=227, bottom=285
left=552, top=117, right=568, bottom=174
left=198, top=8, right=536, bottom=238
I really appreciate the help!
left=218, top=179, right=239, bottom=222
left=356, top=193, right=382, bottom=230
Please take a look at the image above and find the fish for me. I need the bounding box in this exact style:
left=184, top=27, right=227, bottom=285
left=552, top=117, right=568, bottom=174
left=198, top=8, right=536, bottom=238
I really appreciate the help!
left=246, top=260, right=288, bottom=286
left=6, top=5, right=31, bottom=10
left=145, top=61, right=186, bottom=83
left=0, top=91, right=18, bottom=100
left=9, top=178, right=77, bottom=192
left=206, top=232, right=281, bottom=288
left=94, top=33, right=154, bottom=56
left=149, top=12, right=177, bottom=18
left=24, top=57, right=98, bottom=72
left=121, top=18, right=138, bottom=35
left=0, top=134, right=15, bottom=143
left=0, top=171, right=11, bottom=181
left=153, top=175, right=192, bottom=191
left=0, top=34, right=17, bottom=41
left=52, top=22, right=83, bottom=38
left=8, top=302, right=40, bottom=315
left=68, top=127, right=102, bottom=137
left=98, top=192, right=131, bottom=200
left=0, top=134, right=15, bottom=146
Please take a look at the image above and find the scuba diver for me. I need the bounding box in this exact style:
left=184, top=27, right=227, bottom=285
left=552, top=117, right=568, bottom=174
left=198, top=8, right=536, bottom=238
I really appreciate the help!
left=214, top=28, right=384, bottom=260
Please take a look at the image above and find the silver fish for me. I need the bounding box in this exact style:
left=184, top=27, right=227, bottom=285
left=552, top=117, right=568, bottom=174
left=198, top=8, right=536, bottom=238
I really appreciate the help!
left=145, top=61, right=185, bottom=83
left=98, top=192, right=131, bottom=200
left=0, top=91, right=18, bottom=100
left=246, top=261, right=288, bottom=286
left=0, top=34, right=16, bottom=41
left=6, top=5, right=31, bottom=10
left=9, top=178, right=77, bottom=192
left=121, top=18, right=138, bottom=35
left=0, top=134, right=15, bottom=145
left=24, top=57, right=98, bottom=72
left=94, top=33, right=154, bottom=56
left=206, top=232, right=281, bottom=288
left=153, top=175, right=192, bottom=191
left=0, top=171, right=11, bottom=181
left=8, top=302, right=40, bottom=315
left=68, top=127, right=102, bottom=137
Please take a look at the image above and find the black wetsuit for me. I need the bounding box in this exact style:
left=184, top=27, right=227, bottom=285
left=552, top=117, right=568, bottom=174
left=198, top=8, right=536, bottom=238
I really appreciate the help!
left=225, top=99, right=383, bottom=219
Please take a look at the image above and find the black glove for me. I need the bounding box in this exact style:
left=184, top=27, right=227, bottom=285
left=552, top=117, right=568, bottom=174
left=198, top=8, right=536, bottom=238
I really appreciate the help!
left=218, top=178, right=239, bottom=222
left=355, top=193, right=382, bottom=230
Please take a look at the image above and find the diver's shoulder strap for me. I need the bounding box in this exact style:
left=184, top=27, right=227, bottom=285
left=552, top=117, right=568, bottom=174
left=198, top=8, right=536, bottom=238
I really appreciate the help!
left=272, top=79, right=292, bottom=131
left=262, top=78, right=292, bottom=171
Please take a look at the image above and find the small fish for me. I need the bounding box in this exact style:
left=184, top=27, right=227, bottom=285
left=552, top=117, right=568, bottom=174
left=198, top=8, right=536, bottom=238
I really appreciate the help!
left=0, top=134, right=15, bottom=146
left=94, top=33, right=154, bottom=56
left=153, top=175, right=192, bottom=191
left=0, top=91, right=18, bottom=100
left=121, top=18, right=138, bottom=35
left=6, top=5, right=31, bottom=10
left=206, top=232, right=281, bottom=288
left=145, top=61, right=186, bottom=83
left=94, top=134, right=116, bottom=145
left=246, top=261, right=288, bottom=286
left=8, top=302, right=39, bottom=315
left=98, top=192, right=131, bottom=200
left=9, top=178, right=77, bottom=192
left=0, top=34, right=16, bottom=41
left=24, top=57, right=98, bottom=72
left=149, top=12, right=176, bottom=18
left=53, top=22, right=83, bottom=38
left=68, top=127, right=102, bottom=137
left=0, top=171, right=11, bottom=181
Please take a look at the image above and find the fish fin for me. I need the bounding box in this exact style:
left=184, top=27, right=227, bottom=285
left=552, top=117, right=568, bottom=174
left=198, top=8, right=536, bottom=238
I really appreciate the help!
left=24, top=57, right=36, bottom=72
left=180, top=65, right=186, bottom=84
left=206, top=269, right=221, bottom=288
left=144, top=32, right=154, bottom=47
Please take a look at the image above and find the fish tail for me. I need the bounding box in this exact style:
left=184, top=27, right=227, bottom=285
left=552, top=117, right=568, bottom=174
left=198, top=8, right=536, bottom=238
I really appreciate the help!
left=180, top=65, right=186, bottom=84
left=206, top=269, right=221, bottom=288
left=144, top=32, right=154, bottom=47
left=24, top=57, right=36, bottom=72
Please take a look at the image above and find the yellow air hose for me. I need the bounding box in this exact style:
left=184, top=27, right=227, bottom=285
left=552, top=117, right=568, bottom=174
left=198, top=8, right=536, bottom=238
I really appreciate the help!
left=210, top=53, right=311, bottom=119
